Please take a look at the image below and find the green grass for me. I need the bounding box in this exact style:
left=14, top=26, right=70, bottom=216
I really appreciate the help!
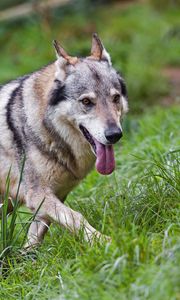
left=0, top=106, right=179, bottom=299
left=0, top=157, right=46, bottom=278
left=0, top=1, right=180, bottom=299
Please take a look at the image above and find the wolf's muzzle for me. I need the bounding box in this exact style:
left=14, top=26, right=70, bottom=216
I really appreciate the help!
left=105, top=126, right=123, bottom=144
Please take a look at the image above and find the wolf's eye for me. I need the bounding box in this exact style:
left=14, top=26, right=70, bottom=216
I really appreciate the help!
left=113, top=94, right=120, bottom=104
left=81, top=98, right=92, bottom=106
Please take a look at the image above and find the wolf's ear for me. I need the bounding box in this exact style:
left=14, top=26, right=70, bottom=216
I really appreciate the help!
left=53, top=40, right=78, bottom=81
left=53, top=40, right=78, bottom=65
left=90, top=33, right=112, bottom=65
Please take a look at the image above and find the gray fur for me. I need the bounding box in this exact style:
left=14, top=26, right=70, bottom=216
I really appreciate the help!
left=64, top=59, right=123, bottom=101
left=0, top=35, right=128, bottom=248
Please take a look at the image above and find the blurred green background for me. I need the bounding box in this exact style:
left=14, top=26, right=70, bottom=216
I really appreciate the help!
left=0, top=0, right=179, bottom=112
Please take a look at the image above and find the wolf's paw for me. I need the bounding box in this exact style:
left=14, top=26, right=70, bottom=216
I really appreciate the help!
left=20, top=244, right=39, bottom=261
left=22, top=240, right=41, bottom=254
left=85, top=230, right=112, bottom=245
left=95, top=232, right=112, bottom=244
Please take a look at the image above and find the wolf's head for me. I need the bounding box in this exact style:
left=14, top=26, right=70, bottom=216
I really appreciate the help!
left=46, top=34, right=128, bottom=175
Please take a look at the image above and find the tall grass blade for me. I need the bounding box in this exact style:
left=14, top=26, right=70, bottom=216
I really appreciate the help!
left=8, top=156, right=26, bottom=244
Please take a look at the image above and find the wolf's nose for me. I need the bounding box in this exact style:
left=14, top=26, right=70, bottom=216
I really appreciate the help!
left=105, top=127, right=123, bottom=144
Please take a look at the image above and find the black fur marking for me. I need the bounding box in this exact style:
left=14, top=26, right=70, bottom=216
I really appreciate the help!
left=49, top=80, right=67, bottom=106
left=6, top=75, right=29, bottom=155
left=116, top=71, right=128, bottom=98
left=119, top=78, right=127, bottom=97
left=43, top=118, right=77, bottom=160
left=87, top=64, right=102, bottom=84
left=42, top=119, right=77, bottom=179
left=6, top=87, right=22, bottom=150
left=27, top=125, right=60, bottom=163
left=27, top=123, right=78, bottom=180
left=92, top=70, right=101, bottom=82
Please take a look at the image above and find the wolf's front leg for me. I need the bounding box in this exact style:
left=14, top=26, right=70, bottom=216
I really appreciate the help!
left=24, top=216, right=50, bottom=249
left=25, top=188, right=105, bottom=247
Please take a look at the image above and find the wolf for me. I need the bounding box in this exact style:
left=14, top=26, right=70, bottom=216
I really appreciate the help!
left=0, top=34, right=128, bottom=248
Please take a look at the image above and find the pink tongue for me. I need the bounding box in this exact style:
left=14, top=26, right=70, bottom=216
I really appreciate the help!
left=94, top=140, right=115, bottom=175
